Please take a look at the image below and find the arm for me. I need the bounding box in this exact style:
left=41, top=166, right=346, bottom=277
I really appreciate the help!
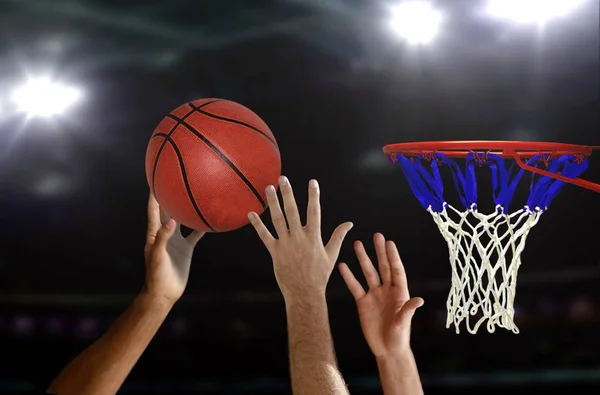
left=285, top=295, right=347, bottom=394
left=376, top=351, right=422, bottom=395
left=47, top=292, right=172, bottom=395
left=339, top=233, right=424, bottom=395
left=48, top=194, right=204, bottom=395
left=248, top=177, right=353, bottom=395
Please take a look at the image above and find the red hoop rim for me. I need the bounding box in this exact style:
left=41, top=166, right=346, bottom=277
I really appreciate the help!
left=382, top=140, right=597, bottom=158
left=382, top=140, right=600, bottom=194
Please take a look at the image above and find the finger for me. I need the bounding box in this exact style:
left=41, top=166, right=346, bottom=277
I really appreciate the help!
left=373, top=233, right=391, bottom=285
left=186, top=230, right=206, bottom=246
left=354, top=240, right=381, bottom=289
left=278, top=176, right=302, bottom=231
left=248, top=211, right=276, bottom=247
left=160, top=208, right=181, bottom=236
left=394, top=297, right=424, bottom=325
left=386, top=240, right=409, bottom=295
left=324, top=222, right=353, bottom=260
left=265, top=185, right=288, bottom=238
left=154, top=219, right=177, bottom=250
left=339, top=263, right=366, bottom=300
left=146, top=193, right=161, bottom=241
left=306, top=179, right=321, bottom=233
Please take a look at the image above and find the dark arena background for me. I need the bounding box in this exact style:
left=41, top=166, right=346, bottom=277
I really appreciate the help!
left=0, top=0, right=599, bottom=394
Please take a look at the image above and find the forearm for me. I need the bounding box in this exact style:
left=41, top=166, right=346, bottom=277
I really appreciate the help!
left=376, top=350, right=424, bottom=395
left=285, top=295, right=349, bottom=395
left=48, top=292, right=173, bottom=395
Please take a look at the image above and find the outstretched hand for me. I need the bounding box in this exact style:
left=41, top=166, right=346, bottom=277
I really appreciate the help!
left=339, top=233, right=424, bottom=358
left=144, top=193, right=205, bottom=304
left=248, top=177, right=353, bottom=301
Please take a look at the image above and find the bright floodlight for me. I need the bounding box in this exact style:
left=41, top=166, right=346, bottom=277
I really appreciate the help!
left=11, top=77, right=82, bottom=118
left=485, top=0, right=587, bottom=25
left=389, top=1, right=443, bottom=45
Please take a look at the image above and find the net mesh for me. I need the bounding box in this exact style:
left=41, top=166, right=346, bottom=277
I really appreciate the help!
left=389, top=150, right=589, bottom=334
left=429, top=204, right=542, bottom=334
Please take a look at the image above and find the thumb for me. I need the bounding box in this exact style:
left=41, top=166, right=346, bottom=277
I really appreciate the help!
left=325, top=222, right=354, bottom=259
left=154, top=219, right=177, bottom=250
left=394, top=297, right=424, bottom=325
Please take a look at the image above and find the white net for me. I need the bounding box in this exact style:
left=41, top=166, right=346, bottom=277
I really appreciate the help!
left=428, top=203, right=543, bottom=334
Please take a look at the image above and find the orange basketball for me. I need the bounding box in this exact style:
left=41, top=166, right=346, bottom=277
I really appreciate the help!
left=145, top=99, right=281, bottom=232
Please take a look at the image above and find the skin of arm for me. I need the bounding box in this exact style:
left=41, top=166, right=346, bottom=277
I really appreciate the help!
left=339, top=233, right=425, bottom=395
left=248, top=176, right=353, bottom=395
left=47, top=292, right=172, bottom=395
left=285, top=294, right=346, bottom=395
left=47, top=194, right=204, bottom=395
left=375, top=351, right=422, bottom=395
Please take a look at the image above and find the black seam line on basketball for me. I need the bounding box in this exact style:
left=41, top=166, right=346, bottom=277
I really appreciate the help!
left=165, top=114, right=267, bottom=208
left=194, top=99, right=223, bottom=110
left=150, top=100, right=222, bottom=197
left=152, top=132, right=217, bottom=232
left=187, top=102, right=278, bottom=149
left=151, top=107, right=195, bottom=197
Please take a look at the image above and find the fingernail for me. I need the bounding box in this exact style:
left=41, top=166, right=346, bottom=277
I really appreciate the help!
left=165, top=218, right=175, bottom=230
left=279, top=176, right=288, bottom=186
left=309, top=179, right=318, bottom=189
left=266, top=185, right=276, bottom=195
left=247, top=212, right=255, bottom=220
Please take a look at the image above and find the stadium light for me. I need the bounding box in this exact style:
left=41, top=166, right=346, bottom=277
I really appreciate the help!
left=485, top=0, right=587, bottom=25
left=11, top=77, right=82, bottom=118
left=389, top=1, right=443, bottom=45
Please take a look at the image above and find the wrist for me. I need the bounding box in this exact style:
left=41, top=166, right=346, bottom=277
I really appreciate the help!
left=137, top=290, right=177, bottom=312
left=375, top=349, right=416, bottom=369
left=284, top=291, right=327, bottom=309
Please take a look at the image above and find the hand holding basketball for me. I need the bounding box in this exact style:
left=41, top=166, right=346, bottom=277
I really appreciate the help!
left=339, top=233, right=424, bottom=358
left=248, top=177, right=353, bottom=301
left=144, top=193, right=205, bottom=304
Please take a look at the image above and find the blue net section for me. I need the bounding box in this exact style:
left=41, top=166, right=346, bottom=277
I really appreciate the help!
left=389, top=152, right=589, bottom=213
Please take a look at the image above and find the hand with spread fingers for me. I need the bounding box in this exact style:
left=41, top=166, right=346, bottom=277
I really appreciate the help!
left=144, top=193, right=205, bottom=303
left=339, top=233, right=424, bottom=395
left=248, top=176, right=353, bottom=395
left=248, top=176, right=353, bottom=300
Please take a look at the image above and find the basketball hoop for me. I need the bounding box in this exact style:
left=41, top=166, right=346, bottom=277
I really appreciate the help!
left=383, top=140, right=600, bottom=334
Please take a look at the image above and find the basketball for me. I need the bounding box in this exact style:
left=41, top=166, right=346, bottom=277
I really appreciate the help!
left=145, top=98, right=281, bottom=232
